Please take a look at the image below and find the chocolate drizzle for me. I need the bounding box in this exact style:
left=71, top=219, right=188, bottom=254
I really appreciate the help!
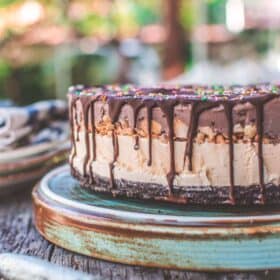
left=90, top=102, right=96, bottom=161
left=109, top=130, right=119, bottom=189
left=223, top=102, right=235, bottom=204
left=184, top=102, right=196, bottom=171
left=69, top=96, right=78, bottom=166
left=134, top=135, right=139, bottom=150
left=158, top=100, right=176, bottom=194
left=75, top=102, right=81, bottom=142
left=255, top=102, right=265, bottom=203
left=250, top=95, right=275, bottom=203
left=107, top=98, right=124, bottom=188
left=88, top=101, right=96, bottom=183
left=131, top=102, right=142, bottom=150
left=146, top=104, right=154, bottom=166
left=184, top=102, right=218, bottom=171
left=68, top=84, right=279, bottom=205
left=80, top=97, right=92, bottom=176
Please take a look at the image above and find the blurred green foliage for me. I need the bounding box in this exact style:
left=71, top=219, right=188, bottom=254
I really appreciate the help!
left=0, top=0, right=277, bottom=104
left=0, top=0, right=165, bottom=104
left=0, top=0, right=19, bottom=6
left=206, top=0, right=226, bottom=24
left=132, top=0, right=161, bottom=25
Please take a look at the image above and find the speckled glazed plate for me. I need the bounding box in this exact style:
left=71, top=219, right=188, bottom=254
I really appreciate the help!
left=33, top=165, right=280, bottom=271
left=0, top=142, right=69, bottom=195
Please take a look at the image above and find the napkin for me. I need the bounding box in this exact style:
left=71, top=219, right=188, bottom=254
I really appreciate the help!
left=0, top=100, right=68, bottom=150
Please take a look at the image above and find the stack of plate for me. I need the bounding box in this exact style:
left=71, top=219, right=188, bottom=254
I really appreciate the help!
left=0, top=140, right=69, bottom=195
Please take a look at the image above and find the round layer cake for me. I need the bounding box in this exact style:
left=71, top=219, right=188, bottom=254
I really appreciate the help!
left=68, top=84, right=280, bottom=205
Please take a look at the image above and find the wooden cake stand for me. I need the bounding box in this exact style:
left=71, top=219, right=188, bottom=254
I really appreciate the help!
left=33, top=165, right=280, bottom=271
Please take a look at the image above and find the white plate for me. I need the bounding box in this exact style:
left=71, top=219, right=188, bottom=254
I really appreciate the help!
left=0, top=140, right=69, bottom=163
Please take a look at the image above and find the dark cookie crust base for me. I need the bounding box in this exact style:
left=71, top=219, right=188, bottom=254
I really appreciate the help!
left=71, top=168, right=280, bottom=205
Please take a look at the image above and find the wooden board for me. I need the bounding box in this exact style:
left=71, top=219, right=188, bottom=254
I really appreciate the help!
left=33, top=165, right=280, bottom=272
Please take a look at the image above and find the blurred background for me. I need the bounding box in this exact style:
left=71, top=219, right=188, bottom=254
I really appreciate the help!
left=0, top=0, right=279, bottom=104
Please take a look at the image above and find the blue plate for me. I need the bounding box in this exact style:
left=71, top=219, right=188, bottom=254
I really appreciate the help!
left=33, top=165, right=280, bottom=271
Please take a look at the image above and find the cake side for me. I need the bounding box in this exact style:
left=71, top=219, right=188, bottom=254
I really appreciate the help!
left=68, top=84, right=280, bottom=205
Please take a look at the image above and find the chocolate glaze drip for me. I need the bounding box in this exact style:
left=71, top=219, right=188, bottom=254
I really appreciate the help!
left=108, top=98, right=124, bottom=123
left=80, top=97, right=92, bottom=176
left=69, top=95, right=98, bottom=182
left=90, top=102, right=96, bottom=161
left=69, top=96, right=78, bottom=166
left=131, top=102, right=142, bottom=150
left=69, top=84, right=279, bottom=205
left=109, top=130, right=119, bottom=189
left=146, top=104, right=154, bottom=166
left=255, top=102, right=265, bottom=203
left=184, top=102, right=218, bottom=171
left=250, top=95, right=275, bottom=203
left=158, top=100, right=176, bottom=194
left=223, top=102, right=235, bottom=204
left=107, top=98, right=124, bottom=188
left=184, top=102, right=196, bottom=171
left=134, top=135, right=139, bottom=150
left=74, top=102, right=81, bottom=142
left=88, top=101, right=96, bottom=183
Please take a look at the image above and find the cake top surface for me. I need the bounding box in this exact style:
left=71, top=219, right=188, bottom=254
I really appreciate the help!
left=68, top=84, right=280, bottom=102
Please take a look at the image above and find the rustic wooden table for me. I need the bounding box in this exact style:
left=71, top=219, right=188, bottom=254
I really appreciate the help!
left=0, top=188, right=279, bottom=280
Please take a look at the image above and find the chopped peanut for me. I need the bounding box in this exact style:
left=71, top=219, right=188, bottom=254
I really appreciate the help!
left=215, top=134, right=225, bottom=144
left=244, top=125, right=257, bottom=139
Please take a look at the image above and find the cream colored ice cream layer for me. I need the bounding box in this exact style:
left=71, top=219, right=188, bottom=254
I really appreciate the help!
left=71, top=132, right=280, bottom=187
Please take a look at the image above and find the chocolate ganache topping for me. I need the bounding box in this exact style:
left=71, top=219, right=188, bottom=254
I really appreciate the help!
left=68, top=84, right=280, bottom=205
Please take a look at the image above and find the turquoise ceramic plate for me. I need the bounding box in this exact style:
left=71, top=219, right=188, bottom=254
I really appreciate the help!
left=33, top=165, right=280, bottom=271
